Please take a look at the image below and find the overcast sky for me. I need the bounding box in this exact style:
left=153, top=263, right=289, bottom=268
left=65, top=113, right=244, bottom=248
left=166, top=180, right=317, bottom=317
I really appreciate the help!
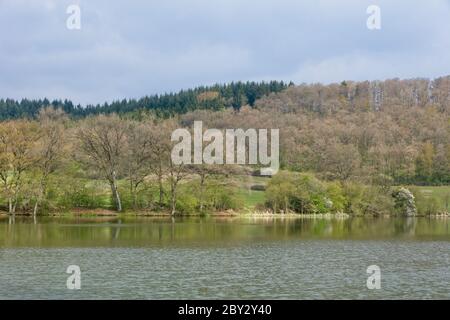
left=1, top=0, right=450, bottom=105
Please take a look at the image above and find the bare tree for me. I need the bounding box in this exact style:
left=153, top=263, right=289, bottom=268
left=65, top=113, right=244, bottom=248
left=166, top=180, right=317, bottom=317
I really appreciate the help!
left=147, top=120, right=176, bottom=209
left=156, top=119, right=187, bottom=216
left=0, top=120, right=39, bottom=216
left=189, top=164, right=240, bottom=212
left=76, top=114, right=129, bottom=212
left=33, top=107, right=67, bottom=216
left=126, top=120, right=154, bottom=209
left=168, top=157, right=189, bottom=216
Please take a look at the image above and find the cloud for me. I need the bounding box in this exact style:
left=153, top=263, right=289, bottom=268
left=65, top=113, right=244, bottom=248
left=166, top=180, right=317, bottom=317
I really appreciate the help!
left=287, top=50, right=450, bottom=84
left=1, top=0, right=450, bottom=104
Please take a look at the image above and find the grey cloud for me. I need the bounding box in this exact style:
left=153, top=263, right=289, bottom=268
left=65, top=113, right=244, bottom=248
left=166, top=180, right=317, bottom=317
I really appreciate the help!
left=1, top=0, right=450, bottom=104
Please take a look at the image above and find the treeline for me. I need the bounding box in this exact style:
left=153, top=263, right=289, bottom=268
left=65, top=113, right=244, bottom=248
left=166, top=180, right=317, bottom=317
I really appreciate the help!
left=0, top=81, right=290, bottom=120
left=0, top=109, right=249, bottom=217
left=258, top=76, right=450, bottom=114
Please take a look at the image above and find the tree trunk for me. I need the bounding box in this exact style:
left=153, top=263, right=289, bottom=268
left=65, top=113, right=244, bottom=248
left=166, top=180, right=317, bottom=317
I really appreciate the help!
left=9, top=197, right=17, bottom=217
left=33, top=200, right=39, bottom=218
left=130, top=180, right=138, bottom=209
left=199, top=175, right=205, bottom=212
left=133, top=191, right=137, bottom=209
left=8, top=198, right=13, bottom=215
left=159, top=180, right=164, bottom=207
left=33, top=179, right=45, bottom=218
left=110, top=174, right=122, bottom=212
left=170, top=183, right=177, bottom=216
left=12, top=203, right=16, bottom=220
left=130, top=180, right=134, bottom=207
left=284, top=197, right=288, bottom=214
left=158, top=164, right=164, bottom=207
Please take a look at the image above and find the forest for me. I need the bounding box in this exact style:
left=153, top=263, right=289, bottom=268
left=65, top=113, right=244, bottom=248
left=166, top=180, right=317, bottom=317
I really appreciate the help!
left=0, top=77, right=449, bottom=217
left=0, top=81, right=289, bottom=120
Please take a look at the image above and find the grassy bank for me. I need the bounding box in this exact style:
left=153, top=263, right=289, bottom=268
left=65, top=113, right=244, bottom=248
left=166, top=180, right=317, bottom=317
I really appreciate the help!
left=1, top=169, right=449, bottom=217
left=410, top=186, right=450, bottom=212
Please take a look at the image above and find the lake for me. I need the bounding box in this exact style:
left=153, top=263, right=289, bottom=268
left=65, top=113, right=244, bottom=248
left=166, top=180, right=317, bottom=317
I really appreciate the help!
left=0, top=216, right=449, bottom=299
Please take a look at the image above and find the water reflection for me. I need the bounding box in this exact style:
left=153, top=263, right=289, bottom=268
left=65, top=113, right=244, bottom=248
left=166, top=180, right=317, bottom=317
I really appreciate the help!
left=0, top=216, right=449, bottom=248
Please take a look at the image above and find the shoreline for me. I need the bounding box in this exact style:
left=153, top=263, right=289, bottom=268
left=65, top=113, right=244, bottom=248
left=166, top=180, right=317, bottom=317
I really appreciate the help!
left=1, top=209, right=449, bottom=219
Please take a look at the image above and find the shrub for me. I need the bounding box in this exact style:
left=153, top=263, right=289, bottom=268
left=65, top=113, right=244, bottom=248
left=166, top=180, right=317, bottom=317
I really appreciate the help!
left=176, top=192, right=199, bottom=215
left=214, top=189, right=243, bottom=211
left=120, top=182, right=158, bottom=211
left=53, top=178, right=110, bottom=209
left=342, top=182, right=395, bottom=216
left=326, top=182, right=346, bottom=212
left=265, top=172, right=331, bottom=214
left=392, top=187, right=417, bottom=216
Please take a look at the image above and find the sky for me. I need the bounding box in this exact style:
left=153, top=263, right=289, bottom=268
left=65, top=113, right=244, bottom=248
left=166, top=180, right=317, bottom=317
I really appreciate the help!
left=1, top=0, right=450, bottom=105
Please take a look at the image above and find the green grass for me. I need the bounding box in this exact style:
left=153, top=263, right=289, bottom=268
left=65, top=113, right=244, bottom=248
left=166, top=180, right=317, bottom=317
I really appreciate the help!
left=410, top=186, right=450, bottom=212
left=238, top=189, right=266, bottom=209
left=233, top=174, right=270, bottom=209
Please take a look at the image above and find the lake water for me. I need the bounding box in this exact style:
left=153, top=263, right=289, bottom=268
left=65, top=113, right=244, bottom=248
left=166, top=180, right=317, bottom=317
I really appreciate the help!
left=0, top=216, right=449, bottom=299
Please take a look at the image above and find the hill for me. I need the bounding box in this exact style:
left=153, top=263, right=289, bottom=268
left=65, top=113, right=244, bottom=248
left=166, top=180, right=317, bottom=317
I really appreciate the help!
left=0, top=81, right=289, bottom=120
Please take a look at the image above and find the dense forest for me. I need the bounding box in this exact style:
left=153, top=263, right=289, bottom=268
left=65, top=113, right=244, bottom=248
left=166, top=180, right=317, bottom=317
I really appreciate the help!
left=0, top=77, right=449, bottom=217
left=0, top=81, right=290, bottom=120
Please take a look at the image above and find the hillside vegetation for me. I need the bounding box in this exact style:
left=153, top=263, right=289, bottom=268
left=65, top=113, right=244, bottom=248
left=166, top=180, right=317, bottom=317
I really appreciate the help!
left=0, top=76, right=449, bottom=217
left=0, top=81, right=289, bottom=120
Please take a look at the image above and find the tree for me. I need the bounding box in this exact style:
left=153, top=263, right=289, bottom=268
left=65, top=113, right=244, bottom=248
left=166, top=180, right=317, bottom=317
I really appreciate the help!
left=125, top=120, right=155, bottom=209
left=392, top=187, right=417, bottom=217
left=32, top=107, right=68, bottom=216
left=76, top=114, right=129, bottom=212
left=147, top=120, right=175, bottom=208
left=320, top=143, right=361, bottom=181
left=415, top=142, right=434, bottom=183
left=165, top=119, right=189, bottom=216
left=188, top=164, right=231, bottom=212
left=0, top=120, right=40, bottom=216
left=266, top=172, right=295, bottom=213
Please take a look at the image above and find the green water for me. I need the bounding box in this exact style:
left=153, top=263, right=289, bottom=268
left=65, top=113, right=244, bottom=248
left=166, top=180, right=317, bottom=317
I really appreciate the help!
left=0, top=216, right=449, bottom=299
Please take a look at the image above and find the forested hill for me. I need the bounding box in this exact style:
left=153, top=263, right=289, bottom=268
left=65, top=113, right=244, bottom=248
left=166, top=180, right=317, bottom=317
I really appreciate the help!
left=177, top=76, right=450, bottom=185
left=0, top=81, right=290, bottom=120
left=255, top=76, right=450, bottom=114
left=3, top=76, right=450, bottom=121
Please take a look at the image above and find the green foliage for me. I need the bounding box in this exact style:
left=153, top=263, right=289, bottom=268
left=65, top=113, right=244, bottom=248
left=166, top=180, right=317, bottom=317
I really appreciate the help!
left=341, top=182, right=365, bottom=215
left=326, top=182, right=346, bottom=212
left=119, top=182, right=159, bottom=211
left=196, top=179, right=244, bottom=211
left=53, top=178, right=111, bottom=210
left=266, top=172, right=337, bottom=214
left=213, top=189, right=244, bottom=211
left=171, top=180, right=244, bottom=214
left=0, top=81, right=288, bottom=120
left=342, top=182, right=395, bottom=216
left=176, top=192, right=199, bottom=215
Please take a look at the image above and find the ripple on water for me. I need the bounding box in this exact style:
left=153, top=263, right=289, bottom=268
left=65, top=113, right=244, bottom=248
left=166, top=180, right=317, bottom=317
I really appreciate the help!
left=0, top=240, right=449, bottom=299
